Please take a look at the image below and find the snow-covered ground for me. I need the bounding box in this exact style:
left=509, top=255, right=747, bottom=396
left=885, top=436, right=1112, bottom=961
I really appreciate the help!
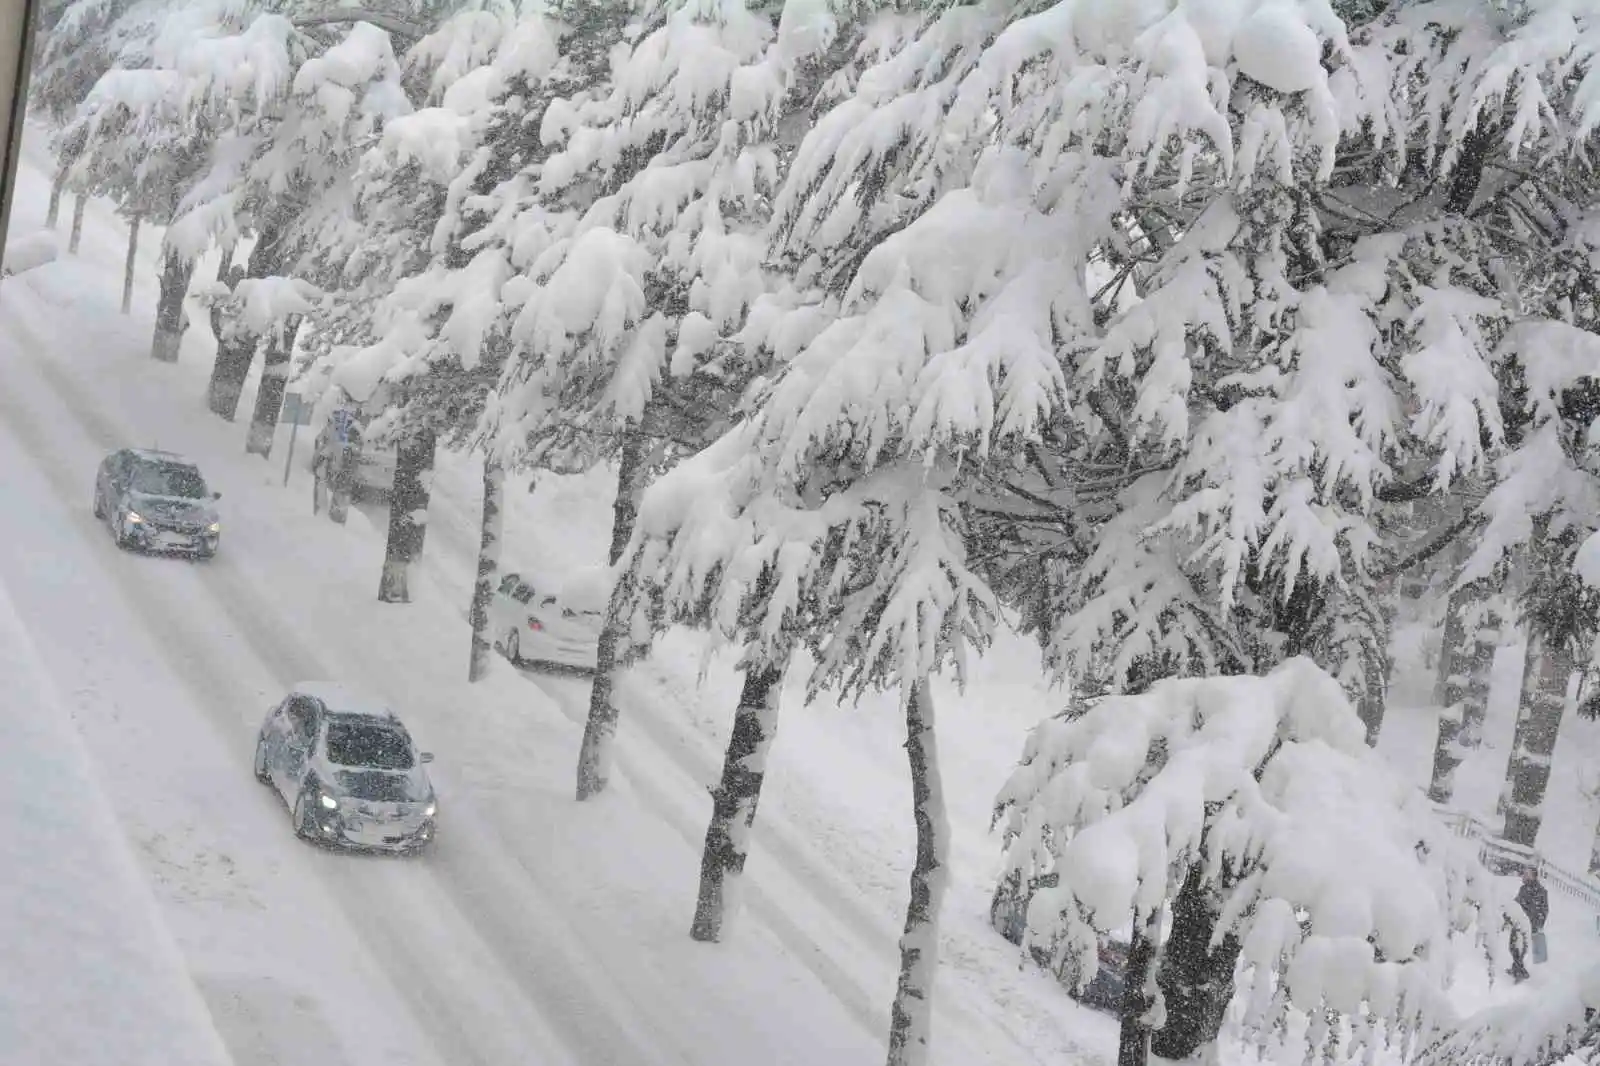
left=0, top=124, right=1101, bottom=1066
left=2, top=116, right=1595, bottom=1066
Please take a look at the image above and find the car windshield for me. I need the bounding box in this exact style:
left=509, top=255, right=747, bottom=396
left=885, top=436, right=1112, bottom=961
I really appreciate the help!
left=131, top=461, right=208, bottom=499
left=325, top=720, right=413, bottom=770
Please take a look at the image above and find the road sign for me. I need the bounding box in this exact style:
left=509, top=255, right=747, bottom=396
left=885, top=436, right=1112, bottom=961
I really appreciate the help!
left=280, top=392, right=314, bottom=425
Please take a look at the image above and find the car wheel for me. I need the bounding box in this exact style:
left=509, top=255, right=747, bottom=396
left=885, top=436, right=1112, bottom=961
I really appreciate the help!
left=292, top=791, right=319, bottom=843
left=93, top=488, right=105, bottom=519
left=253, top=737, right=271, bottom=784
left=505, top=628, right=521, bottom=665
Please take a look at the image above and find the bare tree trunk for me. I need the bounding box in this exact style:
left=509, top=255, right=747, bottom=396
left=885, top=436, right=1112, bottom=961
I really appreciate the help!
left=46, top=164, right=66, bottom=229
left=1461, top=595, right=1500, bottom=748
left=151, top=248, right=194, bottom=362
left=208, top=226, right=282, bottom=420
left=885, top=679, right=948, bottom=1066
left=1117, top=908, right=1163, bottom=1066
left=575, top=428, right=649, bottom=801
left=244, top=316, right=301, bottom=456
left=68, top=194, right=85, bottom=255
left=467, top=457, right=505, bottom=682
left=377, top=429, right=438, bottom=604
left=690, top=660, right=784, bottom=942
left=1429, top=585, right=1478, bottom=805
left=1501, top=631, right=1572, bottom=848
left=1149, top=864, right=1242, bottom=1061
left=120, top=216, right=140, bottom=314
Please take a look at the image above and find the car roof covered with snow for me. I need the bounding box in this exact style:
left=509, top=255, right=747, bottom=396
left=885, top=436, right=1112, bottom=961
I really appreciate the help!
left=127, top=448, right=194, bottom=465
left=290, top=681, right=399, bottom=721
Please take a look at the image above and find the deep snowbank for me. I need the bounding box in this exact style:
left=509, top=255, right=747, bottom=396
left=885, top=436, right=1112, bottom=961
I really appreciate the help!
left=0, top=577, right=234, bottom=1066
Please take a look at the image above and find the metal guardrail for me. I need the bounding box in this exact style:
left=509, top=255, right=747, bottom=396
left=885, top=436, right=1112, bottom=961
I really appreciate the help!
left=1435, top=805, right=1600, bottom=914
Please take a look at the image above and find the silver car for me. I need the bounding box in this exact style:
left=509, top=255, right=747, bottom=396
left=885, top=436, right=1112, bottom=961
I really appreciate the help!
left=94, top=448, right=221, bottom=558
left=254, top=682, right=437, bottom=854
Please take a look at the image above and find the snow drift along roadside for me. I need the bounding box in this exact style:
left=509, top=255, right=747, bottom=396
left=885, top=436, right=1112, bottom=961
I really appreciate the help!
left=0, top=576, right=235, bottom=1066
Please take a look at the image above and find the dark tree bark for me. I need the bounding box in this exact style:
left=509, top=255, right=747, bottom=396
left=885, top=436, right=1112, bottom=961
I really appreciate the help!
left=1429, top=584, right=1481, bottom=805
left=244, top=315, right=302, bottom=456
left=1501, top=632, right=1571, bottom=848
left=120, top=215, right=140, bottom=315
left=1461, top=599, right=1499, bottom=748
left=1117, top=909, right=1163, bottom=1066
left=1149, top=864, right=1242, bottom=1061
left=151, top=248, right=195, bottom=363
left=575, top=427, right=649, bottom=801
left=885, top=679, right=947, bottom=1066
left=467, top=457, right=505, bottom=682
left=46, top=164, right=66, bottom=229
left=208, top=226, right=284, bottom=420
left=690, top=660, right=785, bottom=942
left=377, top=429, right=438, bottom=604
left=68, top=193, right=85, bottom=255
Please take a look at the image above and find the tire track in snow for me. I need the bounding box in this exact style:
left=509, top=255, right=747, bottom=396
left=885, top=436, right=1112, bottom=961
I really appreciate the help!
left=11, top=334, right=697, bottom=1066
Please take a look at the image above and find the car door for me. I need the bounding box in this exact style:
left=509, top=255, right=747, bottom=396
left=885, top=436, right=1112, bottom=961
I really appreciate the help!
left=490, top=572, right=520, bottom=633
left=100, top=451, right=128, bottom=513
left=275, top=698, right=319, bottom=797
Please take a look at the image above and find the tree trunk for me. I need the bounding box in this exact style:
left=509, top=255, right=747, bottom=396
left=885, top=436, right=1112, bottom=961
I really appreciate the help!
left=68, top=194, right=85, bottom=255
left=885, top=679, right=948, bottom=1066
left=1117, top=909, right=1164, bottom=1066
left=575, top=428, right=650, bottom=801
left=1461, top=596, right=1500, bottom=748
left=1501, top=631, right=1571, bottom=848
left=46, top=165, right=66, bottom=229
left=377, top=429, right=438, bottom=604
left=208, top=226, right=283, bottom=420
left=690, top=660, right=785, bottom=942
left=1428, top=584, right=1479, bottom=805
left=120, top=216, right=140, bottom=314
left=467, top=457, right=505, bottom=682
left=151, top=249, right=194, bottom=362
left=1590, top=814, right=1600, bottom=877
left=1149, top=864, right=1243, bottom=1061
left=244, top=316, right=301, bottom=456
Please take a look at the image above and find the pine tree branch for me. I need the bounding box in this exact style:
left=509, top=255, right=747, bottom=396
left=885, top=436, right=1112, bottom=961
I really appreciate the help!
left=1375, top=511, right=1481, bottom=582
left=292, top=11, right=428, bottom=40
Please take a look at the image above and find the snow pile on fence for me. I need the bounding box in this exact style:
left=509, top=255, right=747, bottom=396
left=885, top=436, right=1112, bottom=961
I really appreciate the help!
left=0, top=578, right=234, bottom=1066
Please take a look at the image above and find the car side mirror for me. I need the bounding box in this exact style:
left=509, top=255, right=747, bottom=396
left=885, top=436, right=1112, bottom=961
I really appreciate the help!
left=213, top=491, right=222, bottom=500
left=420, top=752, right=435, bottom=764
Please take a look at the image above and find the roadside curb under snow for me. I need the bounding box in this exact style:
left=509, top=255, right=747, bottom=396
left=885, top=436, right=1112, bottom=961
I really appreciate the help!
left=0, top=575, right=236, bottom=1066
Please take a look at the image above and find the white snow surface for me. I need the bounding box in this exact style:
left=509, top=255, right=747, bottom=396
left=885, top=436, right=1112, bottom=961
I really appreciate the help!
left=0, top=122, right=1103, bottom=1066
left=0, top=577, right=234, bottom=1066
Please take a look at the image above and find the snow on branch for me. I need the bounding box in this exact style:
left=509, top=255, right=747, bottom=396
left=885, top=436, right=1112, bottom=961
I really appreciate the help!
left=994, top=658, right=1514, bottom=1060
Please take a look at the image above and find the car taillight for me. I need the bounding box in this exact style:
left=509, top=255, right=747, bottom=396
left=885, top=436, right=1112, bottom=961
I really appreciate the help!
left=528, top=618, right=543, bottom=631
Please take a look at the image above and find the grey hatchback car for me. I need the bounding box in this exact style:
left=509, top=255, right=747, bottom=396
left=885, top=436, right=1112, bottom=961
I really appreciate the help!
left=94, top=448, right=221, bottom=558
left=255, top=683, right=438, bottom=854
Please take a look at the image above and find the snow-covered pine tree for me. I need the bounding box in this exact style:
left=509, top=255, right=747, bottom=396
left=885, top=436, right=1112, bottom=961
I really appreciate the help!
left=995, top=658, right=1514, bottom=1066
left=618, top=10, right=1109, bottom=1062
left=468, top=0, right=916, bottom=805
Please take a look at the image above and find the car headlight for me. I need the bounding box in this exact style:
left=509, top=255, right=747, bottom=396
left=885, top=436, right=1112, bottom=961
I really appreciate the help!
left=319, top=793, right=340, bottom=810
left=423, top=801, right=436, bottom=818
left=125, top=510, right=144, bottom=524
left=207, top=522, right=221, bottom=534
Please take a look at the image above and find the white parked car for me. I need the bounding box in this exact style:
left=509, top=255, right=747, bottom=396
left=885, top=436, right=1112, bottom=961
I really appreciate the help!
left=490, top=568, right=606, bottom=673
left=254, top=682, right=437, bottom=854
